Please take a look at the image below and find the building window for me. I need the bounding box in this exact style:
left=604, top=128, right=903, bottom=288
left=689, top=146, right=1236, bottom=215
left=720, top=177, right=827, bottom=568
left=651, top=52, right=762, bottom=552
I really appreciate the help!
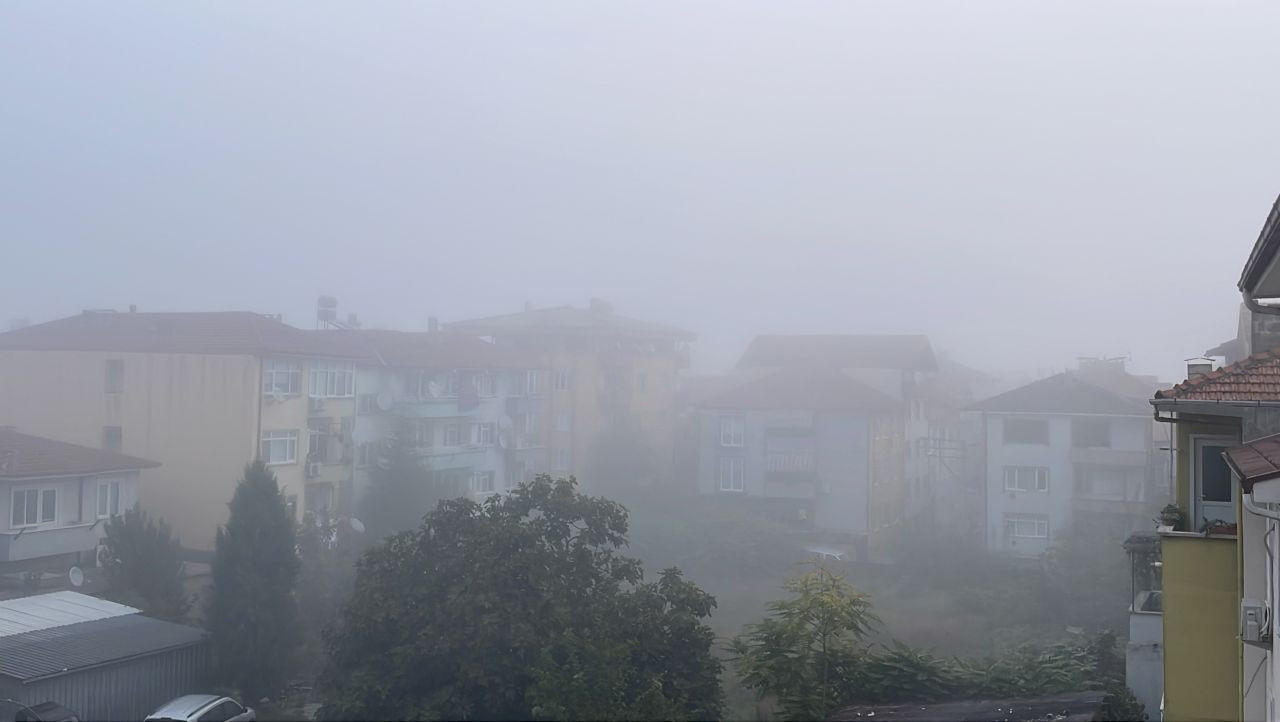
left=524, top=413, right=537, bottom=435
left=1004, top=513, right=1049, bottom=539
left=102, top=426, right=123, bottom=453
left=1193, top=435, right=1237, bottom=526
left=1002, top=466, right=1049, bottom=492
left=475, top=372, right=495, bottom=397
left=477, top=422, right=496, bottom=446
left=97, top=479, right=121, bottom=519
left=1074, top=466, right=1127, bottom=498
left=11, top=487, right=56, bottom=529
left=554, top=370, right=573, bottom=391
left=446, top=372, right=461, bottom=397
left=720, top=417, right=745, bottom=447
left=414, top=420, right=434, bottom=447
left=309, top=361, right=355, bottom=398
left=356, top=442, right=372, bottom=468
left=261, top=430, right=299, bottom=465
left=719, top=457, right=745, bottom=492
left=556, top=448, right=570, bottom=471
left=1071, top=418, right=1111, bottom=448
left=444, top=423, right=463, bottom=447
left=263, top=359, right=302, bottom=396
left=555, top=411, right=572, bottom=432
left=105, top=359, right=124, bottom=394
left=511, top=461, right=528, bottom=488
left=636, top=373, right=647, bottom=392
left=1003, top=418, right=1049, bottom=445
left=473, top=471, right=496, bottom=493
left=525, top=370, right=540, bottom=396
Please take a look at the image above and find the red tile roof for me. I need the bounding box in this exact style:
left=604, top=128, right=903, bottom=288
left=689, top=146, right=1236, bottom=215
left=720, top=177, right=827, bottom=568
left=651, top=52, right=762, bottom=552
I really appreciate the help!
left=448, top=304, right=694, bottom=340
left=1155, top=348, right=1280, bottom=401
left=316, top=330, right=531, bottom=369
left=696, top=367, right=899, bottom=412
left=0, top=429, right=158, bottom=479
left=1223, top=433, right=1280, bottom=493
left=0, top=312, right=373, bottom=359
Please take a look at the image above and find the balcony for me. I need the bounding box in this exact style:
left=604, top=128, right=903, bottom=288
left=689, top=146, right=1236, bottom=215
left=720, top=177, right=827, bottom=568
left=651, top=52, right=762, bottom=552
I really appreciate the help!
left=766, top=449, right=816, bottom=483
left=0, top=522, right=102, bottom=563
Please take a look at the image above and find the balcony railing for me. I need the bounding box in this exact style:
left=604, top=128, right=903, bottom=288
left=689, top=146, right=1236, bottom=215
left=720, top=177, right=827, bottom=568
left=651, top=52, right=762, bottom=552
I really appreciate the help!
left=766, top=450, right=816, bottom=474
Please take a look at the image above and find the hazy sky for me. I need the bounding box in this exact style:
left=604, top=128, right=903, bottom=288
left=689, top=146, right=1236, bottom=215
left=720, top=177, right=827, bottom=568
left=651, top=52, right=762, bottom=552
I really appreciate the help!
left=3, top=2, right=1279, bottom=381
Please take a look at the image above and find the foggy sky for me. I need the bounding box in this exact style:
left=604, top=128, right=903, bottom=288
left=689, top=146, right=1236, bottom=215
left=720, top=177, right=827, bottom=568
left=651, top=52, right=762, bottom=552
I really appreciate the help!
left=3, top=2, right=1279, bottom=382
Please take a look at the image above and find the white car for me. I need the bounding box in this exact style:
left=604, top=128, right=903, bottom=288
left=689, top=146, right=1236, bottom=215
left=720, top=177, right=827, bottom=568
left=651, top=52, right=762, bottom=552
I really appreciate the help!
left=144, top=695, right=255, bottom=722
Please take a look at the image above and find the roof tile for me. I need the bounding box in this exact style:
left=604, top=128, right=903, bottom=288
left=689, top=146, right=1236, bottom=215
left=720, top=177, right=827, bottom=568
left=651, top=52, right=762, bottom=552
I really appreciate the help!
left=0, top=429, right=158, bottom=479
left=1155, top=348, right=1280, bottom=401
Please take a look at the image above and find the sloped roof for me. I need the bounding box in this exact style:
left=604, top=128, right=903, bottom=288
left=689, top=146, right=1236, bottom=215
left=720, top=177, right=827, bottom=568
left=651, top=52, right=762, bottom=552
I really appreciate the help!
left=0, top=613, right=205, bottom=681
left=696, top=368, right=898, bottom=412
left=0, top=592, right=138, bottom=638
left=0, top=311, right=373, bottom=359
left=1240, top=193, right=1280, bottom=293
left=1223, top=432, right=1280, bottom=493
left=1155, top=348, right=1280, bottom=401
left=968, top=372, right=1148, bottom=415
left=447, top=304, right=694, bottom=340
left=316, top=330, right=529, bottom=369
left=0, top=429, right=158, bottom=479
left=737, top=335, right=937, bottom=372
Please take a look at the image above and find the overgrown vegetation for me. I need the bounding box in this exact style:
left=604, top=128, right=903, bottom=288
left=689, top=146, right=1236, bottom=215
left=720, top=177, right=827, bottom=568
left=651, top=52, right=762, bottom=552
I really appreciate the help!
left=732, top=566, right=1145, bottom=721
left=100, top=504, right=189, bottom=621
left=319, top=475, right=724, bottom=721
left=358, top=419, right=461, bottom=540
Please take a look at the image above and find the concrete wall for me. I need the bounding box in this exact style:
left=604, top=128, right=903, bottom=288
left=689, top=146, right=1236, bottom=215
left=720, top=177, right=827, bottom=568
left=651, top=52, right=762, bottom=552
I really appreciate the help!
left=985, top=412, right=1150, bottom=556
left=1161, top=534, right=1240, bottom=722
left=1126, top=610, right=1163, bottom=722
left=0, top=471, right=139, bottom=563
left=0, top=350, right=261, bottom=551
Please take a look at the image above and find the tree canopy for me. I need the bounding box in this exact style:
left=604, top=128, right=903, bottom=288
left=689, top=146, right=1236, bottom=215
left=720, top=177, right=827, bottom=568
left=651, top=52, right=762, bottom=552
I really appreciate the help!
left=208, top=461, right=301, bottom=701
left=358, top=419, right=461, bottom=539
left=100, top=504, right=188, bottom=621
left=320, top=475, right=723, bottom=721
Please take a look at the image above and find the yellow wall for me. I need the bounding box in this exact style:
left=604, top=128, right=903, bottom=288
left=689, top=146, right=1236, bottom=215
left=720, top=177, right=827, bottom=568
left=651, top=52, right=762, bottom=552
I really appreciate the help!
left=0, top=350, right=261, bottom=551
left=1161, top=533, right=1241, bottom=722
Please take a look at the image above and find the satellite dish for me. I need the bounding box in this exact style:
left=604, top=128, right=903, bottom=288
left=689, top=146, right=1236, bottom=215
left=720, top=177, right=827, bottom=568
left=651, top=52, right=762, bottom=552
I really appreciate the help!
left=349, top=517, right=366, bottom=534
left=427, top=381, right=442, bottom=398
left=68, top=566, right=84, bottom=588
left=376, top=393, right=394, bottom=412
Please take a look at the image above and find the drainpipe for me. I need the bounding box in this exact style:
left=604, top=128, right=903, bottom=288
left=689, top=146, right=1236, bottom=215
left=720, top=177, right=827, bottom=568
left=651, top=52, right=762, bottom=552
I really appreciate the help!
left=1244, top=293, right=1280, bottom=317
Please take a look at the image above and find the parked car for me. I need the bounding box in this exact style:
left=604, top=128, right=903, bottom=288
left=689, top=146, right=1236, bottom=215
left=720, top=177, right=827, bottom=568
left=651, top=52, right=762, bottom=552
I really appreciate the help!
left=144, top=695, right=255, bottom=722
left=805, top=544, right=849, bottom=563
left=13, top=701, right=79, bottom=722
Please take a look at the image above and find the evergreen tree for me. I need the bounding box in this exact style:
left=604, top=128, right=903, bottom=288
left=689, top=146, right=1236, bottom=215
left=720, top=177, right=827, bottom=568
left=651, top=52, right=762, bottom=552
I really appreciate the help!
left=359, top=419, right=460, bottom=538
left=208, top=461, right=301, bottom=701
left=101, top=504, right=189, bottom=621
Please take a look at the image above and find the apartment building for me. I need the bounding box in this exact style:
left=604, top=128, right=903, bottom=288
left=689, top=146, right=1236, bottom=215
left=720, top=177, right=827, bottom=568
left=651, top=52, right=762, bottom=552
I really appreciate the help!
left=0, top=428, right=156, bottom=596
left=448, top=299, right=693, bottom=488
left=972, top=360, right=1163, bottom=557
left=334, top=330, right=548, bottom=511
left=0, top=310, right=374, bottom=551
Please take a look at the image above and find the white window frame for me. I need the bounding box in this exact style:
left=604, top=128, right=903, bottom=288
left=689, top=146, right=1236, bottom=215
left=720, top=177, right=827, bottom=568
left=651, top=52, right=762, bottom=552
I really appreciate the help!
left=1002, top=466, right=1050, bottom=493
left=263, top=359, right=302, bottom=396
left=554, top=370, right=573, bottom=391
left=309, top=361, right=355, bottom=398
left=524, top=413, right=537, bottom=435
left=719, top=457, right=745, bottom=492
left=261, top=430, right=299, bottom=465
left=11, top=487, right=56, bottom=529
left=525, top=370, right=540, bottom=395
left=477, top=422, right=496, bottom=446
left=96, top=479, right=122, bottom=519
left=475, top=372, right=495, bottom=397
left=1191, top=434, right=1238, bottom=526
left=444, top=423, right=463, bottom=447
left=473, top=471, right=496, bottom=493
left=720, top=416, right=745, bottom=447
left=1004, top=513, right=1049, bottom=539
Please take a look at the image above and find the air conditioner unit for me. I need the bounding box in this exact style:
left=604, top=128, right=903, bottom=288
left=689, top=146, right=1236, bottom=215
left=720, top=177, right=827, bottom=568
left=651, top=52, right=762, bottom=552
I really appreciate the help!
left=306, top=462, right=322, bottom=479
left=308, top=397, right=325, bottom=414
left=1241, top=599, right=1272, bottom=647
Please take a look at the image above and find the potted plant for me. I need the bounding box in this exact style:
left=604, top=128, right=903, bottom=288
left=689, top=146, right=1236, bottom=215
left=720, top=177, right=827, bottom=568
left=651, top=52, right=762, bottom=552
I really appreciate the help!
left=1156, top=504, right=1187, bottom=531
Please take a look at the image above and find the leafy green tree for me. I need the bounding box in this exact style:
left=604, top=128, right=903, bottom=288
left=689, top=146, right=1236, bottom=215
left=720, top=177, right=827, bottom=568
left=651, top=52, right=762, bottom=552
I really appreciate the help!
left=730, top=565, right=879, bottom=721
left=295, top=511, right=359, bottom=680
left=358, top=419, right=458, bottom=539
left=100, top=504, right=189, bottom=621
left=208, top=461, right=301, bottom=701
left=320, top=475, right=723, bottom=721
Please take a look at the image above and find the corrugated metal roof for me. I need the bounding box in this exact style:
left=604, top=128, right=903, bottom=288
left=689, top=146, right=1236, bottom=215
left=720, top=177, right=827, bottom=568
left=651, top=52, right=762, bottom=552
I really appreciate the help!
left=0, top=592, right=138, bottom=638
left=0, top=613, right=206, bottom=681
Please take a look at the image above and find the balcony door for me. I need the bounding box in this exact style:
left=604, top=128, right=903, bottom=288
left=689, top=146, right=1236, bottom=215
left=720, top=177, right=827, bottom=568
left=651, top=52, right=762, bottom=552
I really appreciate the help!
left=1191, top=435, right=1237, bottom=528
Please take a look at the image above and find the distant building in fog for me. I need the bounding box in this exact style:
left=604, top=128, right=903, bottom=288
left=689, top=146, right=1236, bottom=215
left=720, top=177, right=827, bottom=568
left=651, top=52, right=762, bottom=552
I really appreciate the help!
left=692, top=335, right=938, bottom=561
left=970, top=357, right=1166, bottom=557
left=448, top=300, right=694, bottom=488
left=0, top=428, right=156, bottom=596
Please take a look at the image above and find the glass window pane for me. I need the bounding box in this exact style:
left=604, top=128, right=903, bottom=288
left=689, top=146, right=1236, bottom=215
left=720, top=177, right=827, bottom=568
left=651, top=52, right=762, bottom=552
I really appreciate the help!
left=1201, top=445, right=1233, bottom=503
left=40, top=489, right=54, bottom=522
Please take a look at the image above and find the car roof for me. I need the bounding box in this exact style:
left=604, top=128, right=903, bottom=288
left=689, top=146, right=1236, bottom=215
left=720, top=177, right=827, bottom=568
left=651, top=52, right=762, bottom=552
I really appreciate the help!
left=150, top=695, right=225, bottom=718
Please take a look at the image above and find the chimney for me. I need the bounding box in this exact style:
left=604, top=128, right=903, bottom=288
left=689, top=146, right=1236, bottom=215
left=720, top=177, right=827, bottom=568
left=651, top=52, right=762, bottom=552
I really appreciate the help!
left=428, top=317, right=439, bottom=333
left=1186, top=357, right=1215, bottom=380
left=128, top=304, right=137, bottom=313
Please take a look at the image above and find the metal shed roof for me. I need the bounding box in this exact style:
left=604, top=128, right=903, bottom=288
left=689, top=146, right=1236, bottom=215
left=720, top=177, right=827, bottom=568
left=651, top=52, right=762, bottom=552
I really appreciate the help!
left=0, top=613, right=206, bottom=682
left=0, top=591, right=138, bottom=638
